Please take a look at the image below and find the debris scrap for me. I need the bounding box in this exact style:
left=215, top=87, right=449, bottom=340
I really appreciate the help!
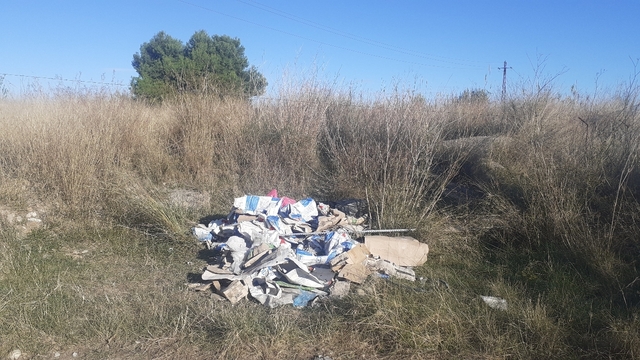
left=190, top=190, right=429, bottom=307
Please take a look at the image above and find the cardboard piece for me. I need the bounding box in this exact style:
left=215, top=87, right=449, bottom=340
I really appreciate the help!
left=330, top=243, right=371, bottom=272
left=337, top=263, right=371, bottom=284
left=331, top=243, right=372, bottom=283
left=364, top=236, right=429, bottom=267
left=243, top=244, right=272, bottom=268
left=309, top=265, right=336, bottom=283
left=221, top=280, right=248, bottom=304
left=236, top=214, right=259, bottom=223
left=316, top=209, right=346, bottom=232
left=201, top=271, right=248, bottom=281
left=205, top=265, right=233, bottom=274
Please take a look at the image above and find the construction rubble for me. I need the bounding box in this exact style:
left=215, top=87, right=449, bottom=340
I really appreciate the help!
left=190, top=189, right=429, bottom=307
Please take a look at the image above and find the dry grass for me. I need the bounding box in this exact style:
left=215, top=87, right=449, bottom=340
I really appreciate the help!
left=1, top=75, right=639, bottom=359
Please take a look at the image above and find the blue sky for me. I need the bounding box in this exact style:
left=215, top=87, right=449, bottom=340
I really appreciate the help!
left=1, top=0, right=639, bottom=99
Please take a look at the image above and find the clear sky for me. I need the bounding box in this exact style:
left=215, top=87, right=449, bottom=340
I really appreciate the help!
left=1, top=0, right=639, bottom=99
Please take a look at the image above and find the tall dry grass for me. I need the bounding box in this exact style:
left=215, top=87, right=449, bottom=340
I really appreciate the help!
left=0, top=82, right=464, bottom=231
left=1, top=74, right=640, bottom=358
left=318, top=91, right=466, bottom=229
left=0, top=94, right=173, bottom=211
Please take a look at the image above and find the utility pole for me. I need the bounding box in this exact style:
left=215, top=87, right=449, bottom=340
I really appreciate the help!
left=498, top=60, right=512, bottom=101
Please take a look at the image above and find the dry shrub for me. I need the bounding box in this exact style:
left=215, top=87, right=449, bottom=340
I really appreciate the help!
left=0, top=94, right=177, bottom=215
left=607, top=312, right=640, bottom=358
left=493, top=89, right=640, bottom=251
left=167, top=94, right=251, bottom=184
left=442, top=98, right=508, bottom=139
left=486, top=80, right=640, bottom=334
left=235, top=82, right=330, bottom=197
left=319, top=90, right=465, bottom=229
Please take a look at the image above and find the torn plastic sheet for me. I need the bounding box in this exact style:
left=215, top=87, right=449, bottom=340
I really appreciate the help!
left=233, top=195, right=278, bottom=215
left=225, top=236, right=250, bottom=274
left=365, top=258, right=416, bottom=282
left=248, top=278, right=291, bottom=308
left=323, top=231, right=355, bottom=257
left=237, top=221, right=280, bottom=247
left=266, top=215, right=292, bottom=234
left=287, top=198, right=318, bottom=222
left=308, top=265, right=335, bottom=283
left=293, top=290, right=318, bottom=308
left=242, top=245, right=294, bottom=274
left=192, top=218, right=231, bottom=242
left=295, top=248, right=329, bottom=266
left=192, top=226, right=213, bottom=242
left=327, top=199, right=368, bottom=218
left=277, top=257, right=326, bottom=288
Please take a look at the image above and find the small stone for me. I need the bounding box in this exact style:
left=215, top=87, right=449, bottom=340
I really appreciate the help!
left=72, top=352, right=78, bottom=357
left=54, top=352, right=61, bottom=358
left=8, top=349, right=21, bottom=360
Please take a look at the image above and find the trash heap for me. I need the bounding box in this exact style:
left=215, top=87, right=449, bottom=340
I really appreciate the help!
left=191, top=189, right=429, bottom=307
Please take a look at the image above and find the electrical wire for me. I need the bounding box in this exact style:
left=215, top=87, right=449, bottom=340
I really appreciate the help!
left=0, top=73, right=128, bottom=87
left=177, top=0, right=486, bottom=70
left=235, top=0, right=488, bottom=66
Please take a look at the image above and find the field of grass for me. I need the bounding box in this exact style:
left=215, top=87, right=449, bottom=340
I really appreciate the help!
left=1, top=76, right=639, bottom=359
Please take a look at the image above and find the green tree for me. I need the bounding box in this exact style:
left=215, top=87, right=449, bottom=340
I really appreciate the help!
left=131, top=30, right=267, bottom=101
left=456, top=88, right=490, bottom=104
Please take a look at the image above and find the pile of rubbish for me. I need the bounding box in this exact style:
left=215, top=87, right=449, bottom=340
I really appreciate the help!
left=190, top=190, right=429, bottom=307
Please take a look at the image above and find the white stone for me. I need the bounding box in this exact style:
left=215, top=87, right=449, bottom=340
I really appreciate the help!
left=8, top=349, right=21, bottom=360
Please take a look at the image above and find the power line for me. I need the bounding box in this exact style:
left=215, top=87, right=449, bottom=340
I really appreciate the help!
left=1, top=73, right=129, bottom=87
left=234, top=0, right=486, bottom=66
left=177, top=0, right=485, bottom=70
